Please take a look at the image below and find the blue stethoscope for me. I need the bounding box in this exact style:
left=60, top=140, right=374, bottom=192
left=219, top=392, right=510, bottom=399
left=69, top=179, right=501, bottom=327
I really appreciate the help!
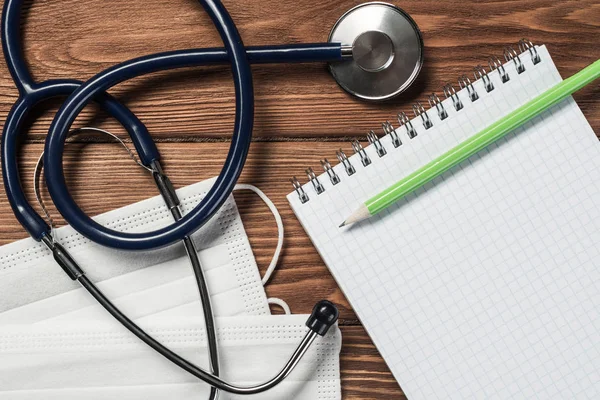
left=1, top=0, right=422, bottom=395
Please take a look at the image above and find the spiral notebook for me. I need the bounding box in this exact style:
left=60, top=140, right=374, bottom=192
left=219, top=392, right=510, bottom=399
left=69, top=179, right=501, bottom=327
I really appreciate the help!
left=288, top=42, right=600, bottom=399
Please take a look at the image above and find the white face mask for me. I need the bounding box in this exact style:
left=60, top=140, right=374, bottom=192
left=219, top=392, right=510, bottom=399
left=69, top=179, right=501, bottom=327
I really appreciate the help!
left=0, top=178, right=341, bottom=399
left=0, top=314, right=342, bottom=400
left=0, top=178, right=276, bottom=322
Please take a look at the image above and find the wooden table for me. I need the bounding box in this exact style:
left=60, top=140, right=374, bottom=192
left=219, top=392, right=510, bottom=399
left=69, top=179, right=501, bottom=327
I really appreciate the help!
left=0, top=0, right=598, bottom=398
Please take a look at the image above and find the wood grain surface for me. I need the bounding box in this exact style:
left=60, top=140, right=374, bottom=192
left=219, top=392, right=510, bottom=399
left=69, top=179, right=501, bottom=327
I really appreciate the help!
left=0, top=0, right=598, bottom=398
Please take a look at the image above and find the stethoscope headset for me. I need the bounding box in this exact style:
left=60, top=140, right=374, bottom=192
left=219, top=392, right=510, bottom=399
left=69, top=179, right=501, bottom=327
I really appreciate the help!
left=1, top=0, right=423, bottom=396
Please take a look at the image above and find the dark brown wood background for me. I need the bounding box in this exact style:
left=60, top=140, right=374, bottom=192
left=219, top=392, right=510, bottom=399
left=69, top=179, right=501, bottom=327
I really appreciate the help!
left=0, top=0, right=598, bottom=398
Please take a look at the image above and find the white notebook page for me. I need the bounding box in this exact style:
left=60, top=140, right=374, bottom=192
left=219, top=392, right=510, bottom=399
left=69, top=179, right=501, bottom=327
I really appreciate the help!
left=288, top=45, right=600, bottom=399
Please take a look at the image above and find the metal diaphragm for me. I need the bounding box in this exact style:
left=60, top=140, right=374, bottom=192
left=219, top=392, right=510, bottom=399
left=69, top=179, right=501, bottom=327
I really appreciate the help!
left=329, top=2, right=424, bottom=101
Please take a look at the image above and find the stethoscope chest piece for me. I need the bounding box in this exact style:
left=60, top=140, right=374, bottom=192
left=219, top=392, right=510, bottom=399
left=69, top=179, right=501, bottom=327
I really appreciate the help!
left=329, top=2, right=424, bottom=101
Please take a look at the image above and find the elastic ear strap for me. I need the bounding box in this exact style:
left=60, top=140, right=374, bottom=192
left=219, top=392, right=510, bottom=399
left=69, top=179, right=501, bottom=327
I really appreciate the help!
left=267, top=297, right=291, bottom=315
left=233, top=184, right=284, bottom=286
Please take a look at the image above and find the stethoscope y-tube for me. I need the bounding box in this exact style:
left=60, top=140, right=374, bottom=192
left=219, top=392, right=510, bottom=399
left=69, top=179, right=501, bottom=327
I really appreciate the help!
left=2, top=0, right=342, bottom=394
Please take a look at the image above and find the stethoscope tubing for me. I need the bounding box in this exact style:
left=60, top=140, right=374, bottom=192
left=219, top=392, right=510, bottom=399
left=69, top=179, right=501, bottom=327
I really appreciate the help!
left=42, top=28, right=255, bottom=252
left=40, top=40, right=343, bottom=250
left=18, top=0, right=258, bottom=253
left=1, top=43, right=342, bottom=242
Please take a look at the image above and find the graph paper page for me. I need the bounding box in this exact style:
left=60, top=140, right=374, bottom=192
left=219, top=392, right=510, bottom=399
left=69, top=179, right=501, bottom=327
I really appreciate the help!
left=288, top=46, right=600, bottom=399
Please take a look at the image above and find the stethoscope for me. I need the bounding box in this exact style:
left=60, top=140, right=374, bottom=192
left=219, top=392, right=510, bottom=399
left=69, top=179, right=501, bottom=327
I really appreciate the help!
left=1, top=0, right=423, bottom=396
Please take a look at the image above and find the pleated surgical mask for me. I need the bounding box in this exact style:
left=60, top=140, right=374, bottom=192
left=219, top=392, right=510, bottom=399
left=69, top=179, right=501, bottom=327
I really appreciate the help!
left=0, top=178, right=278, bottom=322
left=0, top=314, right=342, bottom=400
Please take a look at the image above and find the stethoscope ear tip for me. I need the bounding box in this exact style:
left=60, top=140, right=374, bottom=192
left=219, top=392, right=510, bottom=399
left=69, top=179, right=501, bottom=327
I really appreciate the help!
left=328, top=2, right=424, bottom=101
left=306, top=300, right=339, bottom=336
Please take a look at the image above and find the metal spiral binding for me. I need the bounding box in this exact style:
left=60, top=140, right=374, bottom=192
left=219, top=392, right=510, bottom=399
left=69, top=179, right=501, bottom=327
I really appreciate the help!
left=398, top=112, right=417, bottom=138
left=321, top=158, right=340, bottom=185
left=428, top=93, right=448, bottom=120
left=474, top=65, right=494, bottom=93
left=504, top=46, right=525, bottom=74
left=306, top=167, right=324, bottom=194
left=367, top=130, right=387, bottom=157
left=336, top=149, right=356, bottom=176
left=352, top=140, right=371, bottom=166
left=413, top=101, right=433, bottom=129
left=518, top=39, right=541, bottom=65
left=291, top=39, right=543, bottom=203
left=291, top=176, right=309, bottom=203
left=382, top=121, right=402, bottom=147
left=443, top=83, right=463, bottom=111
left=458, top=74, right=479, bottom=101
left=488, top=55, right=510, bottom=83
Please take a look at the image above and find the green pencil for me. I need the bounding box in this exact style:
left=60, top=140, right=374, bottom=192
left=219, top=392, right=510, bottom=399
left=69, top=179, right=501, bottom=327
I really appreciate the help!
left=340, top=59, right=600, bottom=227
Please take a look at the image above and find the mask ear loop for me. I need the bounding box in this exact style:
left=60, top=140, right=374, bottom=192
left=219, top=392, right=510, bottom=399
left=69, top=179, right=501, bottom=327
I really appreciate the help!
left=233, top=184, right=290, bottom=315
left=33, top=127, right=152, bottom=243
left=267, top=297, right=292, bottom=315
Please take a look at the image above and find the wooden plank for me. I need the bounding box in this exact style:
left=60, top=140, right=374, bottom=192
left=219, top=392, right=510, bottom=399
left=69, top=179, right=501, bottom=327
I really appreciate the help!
left=0, top=0, right=597, bottom=140
left=341, top=325, right=406, bottom=399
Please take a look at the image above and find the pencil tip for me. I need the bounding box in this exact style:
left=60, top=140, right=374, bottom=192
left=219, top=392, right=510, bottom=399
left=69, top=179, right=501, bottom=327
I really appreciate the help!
left=338, top=221, right=346, bottom=228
